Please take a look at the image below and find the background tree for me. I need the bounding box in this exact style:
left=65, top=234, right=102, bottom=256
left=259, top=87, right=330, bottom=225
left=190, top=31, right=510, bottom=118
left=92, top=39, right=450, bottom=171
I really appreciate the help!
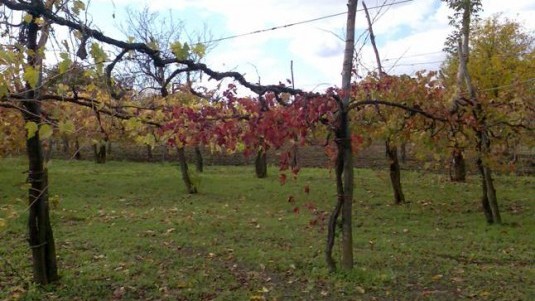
left=442, top=15, right=534, bottom=158
left=442, top=1, right=526, bottom=223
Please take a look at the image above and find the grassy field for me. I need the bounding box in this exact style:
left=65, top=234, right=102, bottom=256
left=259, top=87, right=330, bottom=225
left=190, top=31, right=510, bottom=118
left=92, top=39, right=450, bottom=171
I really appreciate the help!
left=0, top=157, right=533, bottom=300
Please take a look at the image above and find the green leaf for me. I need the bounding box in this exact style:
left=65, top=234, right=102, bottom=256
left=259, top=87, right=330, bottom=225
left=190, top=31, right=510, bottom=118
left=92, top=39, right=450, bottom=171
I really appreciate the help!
left=58, top=53, right=72, bottom=74
left=39, top=124, right=53, bottom=140
left=171, top=41, right=190, bottom=60
left=124, top=118, right=142, bottom=132
left=25, top=121, right=38, bottom=139
left=24, top=66, right=39, bottom=88
left=0, top=83, right=8, bottom=98
left=90, top=42, right=107, bottom=63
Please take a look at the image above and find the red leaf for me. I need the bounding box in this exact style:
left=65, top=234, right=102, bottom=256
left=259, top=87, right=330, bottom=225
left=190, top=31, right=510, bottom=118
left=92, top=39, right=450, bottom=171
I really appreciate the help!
left=279, top=173, right=287, bottom=185
left=293, top=207, right=300, bottom=214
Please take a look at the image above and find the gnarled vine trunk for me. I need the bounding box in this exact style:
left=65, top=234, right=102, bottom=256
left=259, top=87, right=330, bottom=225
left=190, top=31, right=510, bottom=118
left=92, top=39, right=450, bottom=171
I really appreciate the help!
left=177, top=147, right=197, bottom=194
left=21, top=12, right=58, bottom=285
left=450, top=148, right=466, bottom=182
left=93, top=139, right=107, bottom=164
left=477, top=131, right=501, bottom=224
left=74, top=138, right=82, bottom=160
left=146, top=144, right=153, bottom=160
left=386, top=141, right=405, bottom=204
left=290, top=143, right=299, bottom=171
left=195, top=145, right=204, bottom=173
left=476, top=158, right=493, bottom=223
left=61, top=135, right=69, bottom=153
left=325, top=0, right=357, bottom=272
left=255, top=147, right=268, bottom=178
left=399, top=142, right=407, bottom=164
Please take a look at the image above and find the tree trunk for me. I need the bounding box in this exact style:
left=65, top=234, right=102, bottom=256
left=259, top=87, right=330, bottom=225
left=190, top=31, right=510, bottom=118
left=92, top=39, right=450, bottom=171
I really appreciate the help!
left=147, top=144, right=153, bottom=160
left=455, top=3, right=501, bottom=224
left=483, top=165, right=501, bottom=223
left=22, top=13, right=58, bottom=285
left=194, top=145, right=203, bottom=173
left=43, top=139, right=52, bottom=163
left=477, top=132, right=501, bottom=224
left=255, top=148, right=268, bottom=178
left=161, top=145, right=168, bottom=162
left=400, top=142, right=407, bottom=164
left=177, top=147, right=197, bottom=194
left=326, top=144, right=344, bottom=272
left=386, top=141, right=405, bottom=204
left=450, top=148, right=466, bottom=182
left=290, top=143, right=299, bottom=171
left=93, top=140, right=107, bottom=164
left=477, top=158, right=494, bottom=223
left=62, top=135, right=69, bottom=153
left=340, top=116, right=354, bottom=270
left=74, top=138, right=82, bottom=160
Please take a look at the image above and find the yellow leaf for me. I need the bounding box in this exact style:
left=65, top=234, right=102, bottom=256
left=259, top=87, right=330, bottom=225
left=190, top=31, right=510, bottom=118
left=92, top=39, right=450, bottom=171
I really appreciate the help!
left=34, top=17, right=45, bottom=26
left=192, top=43, right=206, bottom=58
left=23, top=14, right=33, bottom=24
left=24, top=66, right=39, bottom=88
left=144, top=133, right=156, bottom=148
left=72, top=0, right=86, bottom=14
left=432, top=274, right=443, bottom=281
left=39, top=124, right=53, bottom=140
left=50, top=194, right=61, bottom=209
left=58, top=120, right=75, bottom=135
left=0, top=218, right=6, bottom=230
left=25, top=121, right=38, bottom=139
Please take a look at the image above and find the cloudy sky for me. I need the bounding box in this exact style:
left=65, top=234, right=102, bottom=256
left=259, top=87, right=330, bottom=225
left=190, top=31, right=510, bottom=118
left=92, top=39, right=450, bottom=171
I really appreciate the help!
left=87, top=0, right=535, bottom=93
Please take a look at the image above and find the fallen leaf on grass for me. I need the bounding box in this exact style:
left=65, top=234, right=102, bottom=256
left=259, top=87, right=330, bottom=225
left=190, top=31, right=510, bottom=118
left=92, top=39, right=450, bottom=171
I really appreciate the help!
left=258, top=287, right=269, bottom=293
left=143, top=230, right=156, bottom=236
left=112, top=287, right=125, bottom=300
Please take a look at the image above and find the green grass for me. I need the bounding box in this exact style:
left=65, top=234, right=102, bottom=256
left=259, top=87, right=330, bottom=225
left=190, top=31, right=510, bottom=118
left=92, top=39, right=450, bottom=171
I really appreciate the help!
left=1, top=157, right=534, bottom=300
